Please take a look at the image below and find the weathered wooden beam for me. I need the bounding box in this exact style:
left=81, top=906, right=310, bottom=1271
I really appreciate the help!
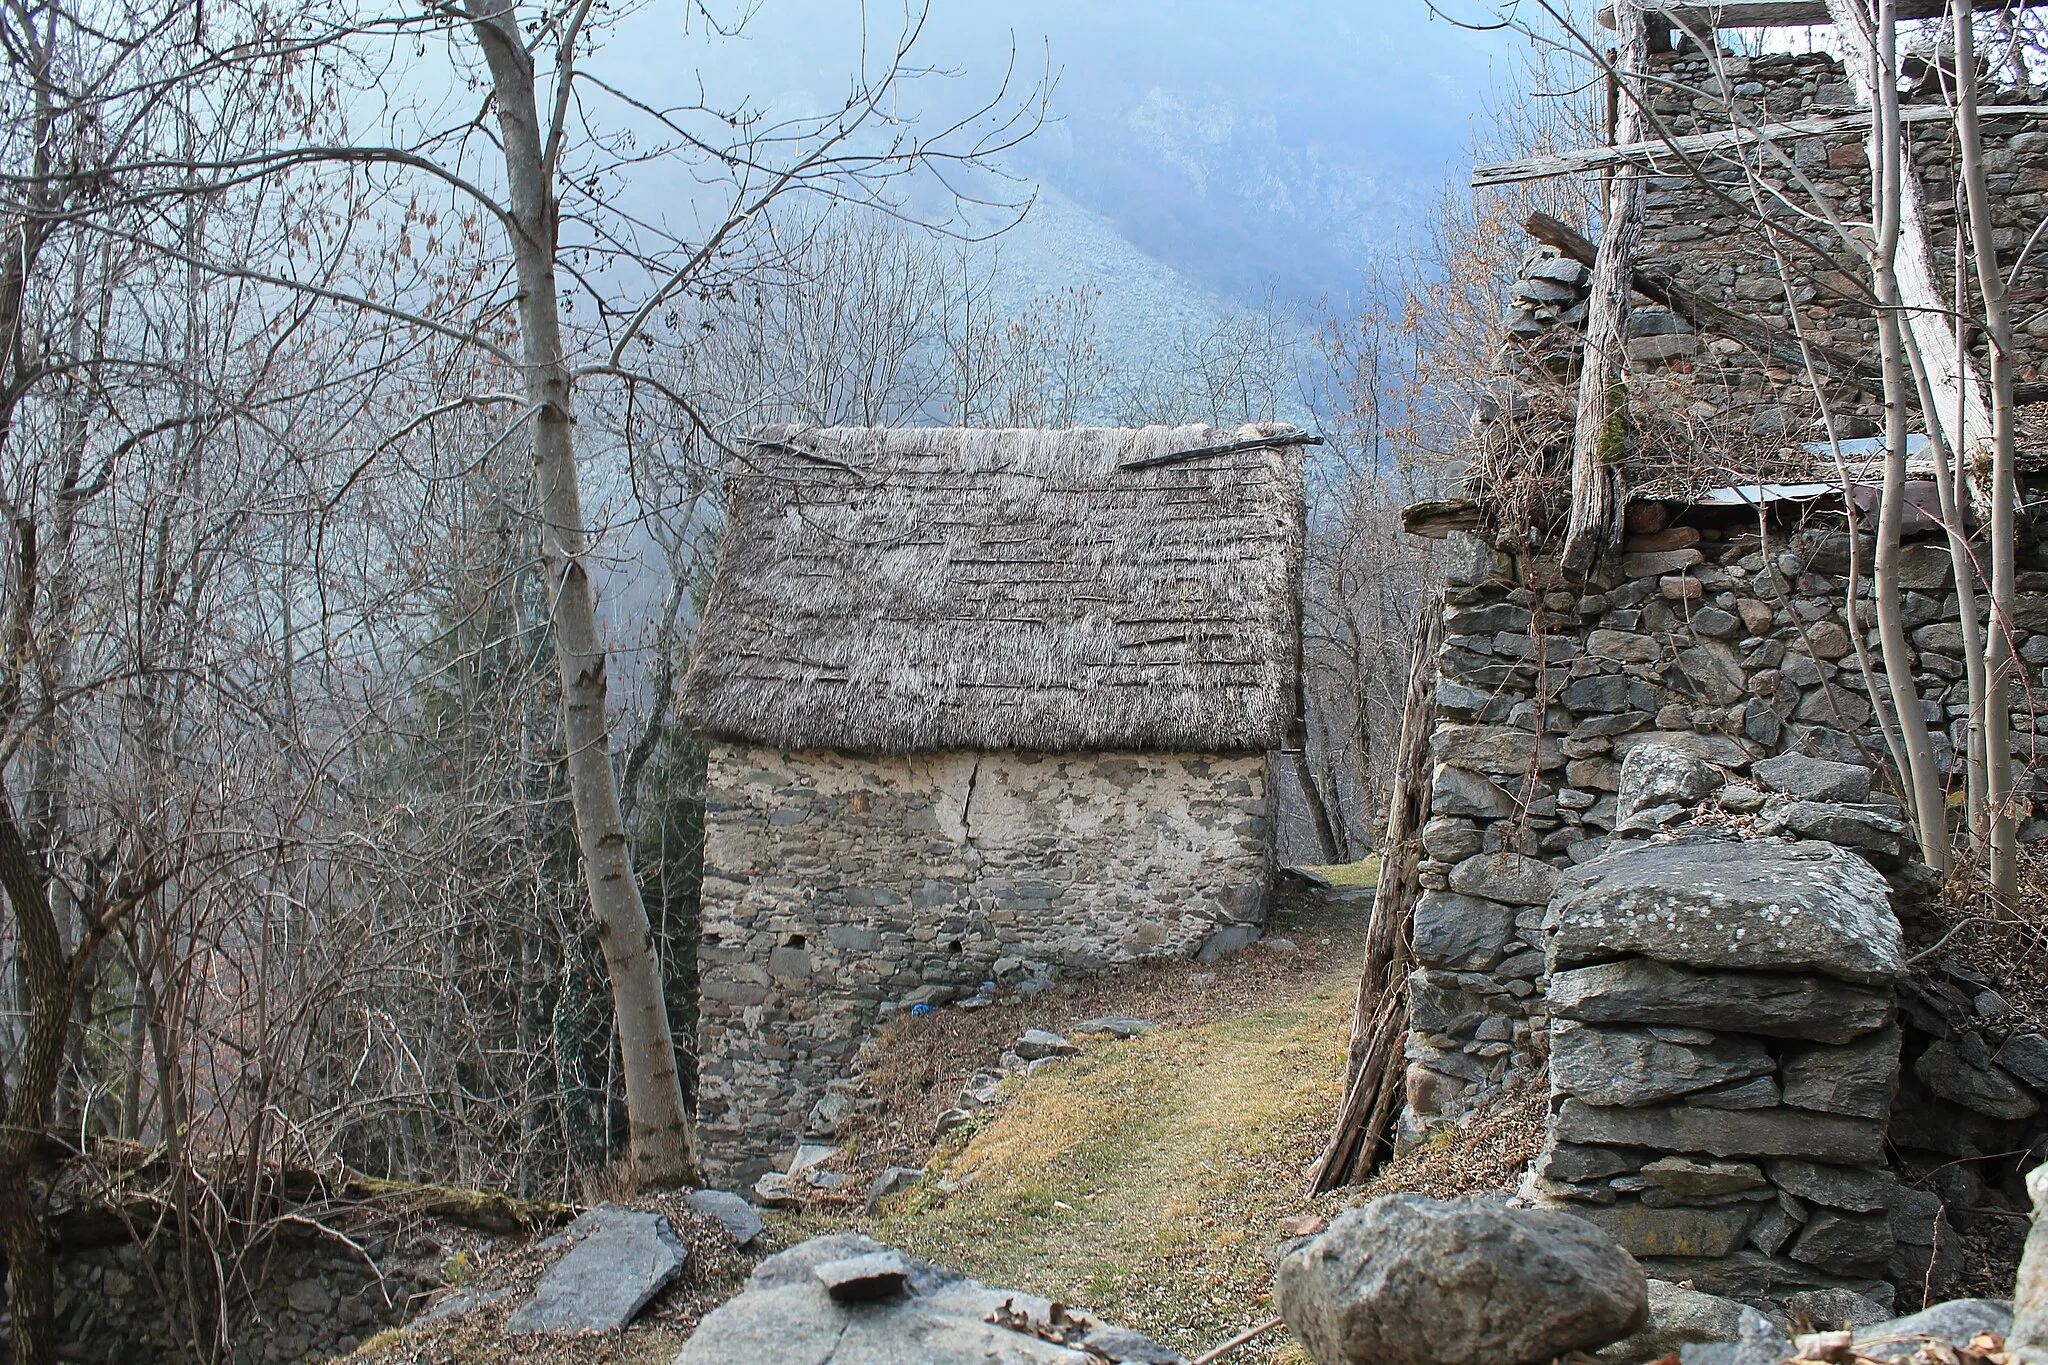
left=1526, top=210, right=1886, bottom=392
left=1563, top=0, right=1651, bottom=579
left=1475, top=104, right=2048, bottom=187
left=1600, top=0, right=2048, bottom=28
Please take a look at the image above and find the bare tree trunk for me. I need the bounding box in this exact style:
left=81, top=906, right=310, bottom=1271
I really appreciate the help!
left=1561, top=0, right=1647, bottom=579
left=1953, top=0, right=2020, bottom=903
left=0, top=800, right=67, bottom=1365
left=464, top=0, right=697, bottom=1186
left=1866, top=0, right=1950, bottom=868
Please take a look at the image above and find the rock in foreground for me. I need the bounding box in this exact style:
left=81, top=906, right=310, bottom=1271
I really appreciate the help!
left=1275, top=1194, right=1648, bottom=1365
left=673, top=1233, right=1188, bottom=1364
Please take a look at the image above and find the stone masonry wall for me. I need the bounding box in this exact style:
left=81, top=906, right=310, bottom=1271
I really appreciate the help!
left=695, top=745, right=1272, bottom=1182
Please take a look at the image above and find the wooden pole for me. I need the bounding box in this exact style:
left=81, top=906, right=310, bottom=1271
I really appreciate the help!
left=1560, top=0, right=1648, bottom=581
left=1308, top=597, right=1441, bottom=1192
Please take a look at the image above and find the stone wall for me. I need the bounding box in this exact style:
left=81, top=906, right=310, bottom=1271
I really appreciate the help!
left=695, top=744, right=1273, bottom=1182
left=1411, top=507, right=2048, bottom=1305
left=2, top=1221, right=446, bottom=1364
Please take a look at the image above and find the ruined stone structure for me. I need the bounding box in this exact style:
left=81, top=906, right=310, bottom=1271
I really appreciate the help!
left=1374, top=18, right=2048, bottom=1317
left=680, top=423, right=1306, bottom=1182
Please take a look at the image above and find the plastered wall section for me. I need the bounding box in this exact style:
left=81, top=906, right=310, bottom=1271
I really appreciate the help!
left=693, top=744, right=1272, bottom=1181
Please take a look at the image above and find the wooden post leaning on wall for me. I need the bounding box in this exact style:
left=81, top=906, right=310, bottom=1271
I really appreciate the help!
left=1308, top=595, right=1443, bottom=1193
left=1561, top=0, right=1650, bottom=580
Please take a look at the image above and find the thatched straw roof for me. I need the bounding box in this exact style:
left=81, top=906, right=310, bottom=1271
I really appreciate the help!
left=679, top=423, right=1308, bottom=756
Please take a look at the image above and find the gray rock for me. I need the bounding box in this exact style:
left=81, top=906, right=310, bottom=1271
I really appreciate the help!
left=1823, top=1298, right=2012, bottom=1362
left=1554, top=1203, right=1757, bottom=1259
left=1763, top=801, right=1907, bottom=857
left=1790, top=1208, right=1894, bottom=1270
left=1766, top=1161, right=1895, bottom=1214
left=505, top=1204, right=688, bottom=1334
left=1622, top=549, right=1706, bottom=578
left=815, top=1251, right=913, bottom=1302
left=1433, top=723, right=1565, bottom=775
left=1916, top=1038, right=2041, bottom=1119
left=1555, top=1099, right=1885, bottom=1164
left=686, top=1189, right=766, bottom=1247
left=1551, top=1021, right=1775, bottom=1107
left=1538, top=1137, right=1643, bottom=1184
left=2011, top=1165, right=2048, bottom=1359
left=1598, top=1280, right=1745, bottom=1364
left=1275, top=1195, right=1648, bottom=1365
left=675, top=1234, right=1187, bottom=1364
left=1547, top=958, right=1896, bottom=1044
left=1785, top=1288, right=1891, bottom=1330
left=1447, top=852, right=1560, bottom=906
left=1638, top=1158, right=1766, bottom=1198
left=1618, top=744, right=1723, bottom=822
left=1433, top=764, right=1514, bottom=818
left=865, top=1167, right=923, bottom=1214
left=1678, top=1305, right=1793, bottom=1365
left=1014, top=1029, right=1078, bottom=1061
left=1413, top=891, right=1518, bottom=970
left=1073, top=1017, right=1159, bottom=1039
left=1998, top=1033, right=2048, bottom=1091
left=1197, top=923, right=1259, bottom=961
left=1779, top=1026, right=1900, bottom=1118
left=1545, top=839, right=1903, bottom=985
left=1751, top=753, right=1872, bottom=803
left=1685, top=1075, right=1781, bottom=1110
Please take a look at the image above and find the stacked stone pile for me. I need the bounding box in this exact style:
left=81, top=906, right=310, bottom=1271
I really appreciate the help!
left=1527, top=835, right=1938, bottom=1301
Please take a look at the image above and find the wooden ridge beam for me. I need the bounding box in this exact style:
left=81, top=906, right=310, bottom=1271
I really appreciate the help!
left=1600, top=0, right=2048, bottom=28
left=1475, top=104, right=2048, bottom=187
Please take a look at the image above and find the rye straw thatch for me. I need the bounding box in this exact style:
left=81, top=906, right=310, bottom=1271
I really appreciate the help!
left=678, top=423, right=1307, bottom=756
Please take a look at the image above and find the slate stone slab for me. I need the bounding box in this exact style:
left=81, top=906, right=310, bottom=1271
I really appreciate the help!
left=1679, top=1307, right=1793, bottom=1365
left=815, top=1251, right=913, bottom=1302
left=1276, top=1195, right=1648, bottom=1365
left=1546, top=840, right=1902, bottom=985
left=1618, top=743, right=1723, bottom=821
left=1638, top=1157, right=1765, bottom=1198
left=685, top=1189, right=764, bottom=1247
left=1765, top=1161, right=1896, bottom=1214
left=1550, top=1021, right=1774, bottom=1108
left=675, top=1233, right=1188, bottom=1364
left=1072, top=1017, right=1159, bottom=1039
left=1413, top=891, right=1518, bottom=970
left=1790, top=1208, right=1894, bottom=1270
left=1554, top=1099, right=1886, bottom=1164
left=1554, top=1202, right=1757, bottom=1259
left=1916, top=1039, right=2041, bottom=1120
left=1547, top=958, right=1895, bottom=1044
left=505, top=1204, right=687, bottom=1334
left=1447, top=852, right=1560, bottom=906
left=1997, top=1033, right=2048, bottom=1090
left=1594, top=1280, right=1746, bottom=1364
left=1779, top=1026, right=1900, bottom=1118
left=1826, top=1299, right=2013, bottom=1363
left=1751, top=754, right=1872, bottom=803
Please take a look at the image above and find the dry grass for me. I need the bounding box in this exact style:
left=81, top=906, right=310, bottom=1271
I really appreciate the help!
left=1299, top=855, right=1381, bottom=889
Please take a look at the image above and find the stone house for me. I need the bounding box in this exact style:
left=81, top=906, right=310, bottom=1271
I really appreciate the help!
left=678, top=422, right=1307, bottom=1180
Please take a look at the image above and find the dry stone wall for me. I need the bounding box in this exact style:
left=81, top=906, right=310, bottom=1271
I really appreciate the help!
left=1414, top=508, right=2048, bottom=1305
left=695, top=744, right=1273, bottom=1182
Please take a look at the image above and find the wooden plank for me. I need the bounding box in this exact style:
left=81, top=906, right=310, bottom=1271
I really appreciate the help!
left=1601, top=0, right=2048, bottom=27
left=1475, top=104, right=2048, bottom=187
left=1562, top=0, right=1650, bottom=579
left=1307, top=597, right=1441, bottom=1194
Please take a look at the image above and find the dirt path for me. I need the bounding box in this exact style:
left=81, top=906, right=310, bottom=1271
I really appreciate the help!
left=775, top=886, right=1379, bottom=1364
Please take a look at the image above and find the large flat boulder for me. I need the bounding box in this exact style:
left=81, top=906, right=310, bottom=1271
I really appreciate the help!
left=1553, top=1099, right=1886, bottom=1164
left=1547, top=958, right=1895, bottom=1044
left=673, top=1234, right=1186, bottom=1364
left=1275, top=1195, right=1647, bottom=1365
left=1545, top=839, right=1902, bottom=985
left=507, top=1204, right=688, bottom=1334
